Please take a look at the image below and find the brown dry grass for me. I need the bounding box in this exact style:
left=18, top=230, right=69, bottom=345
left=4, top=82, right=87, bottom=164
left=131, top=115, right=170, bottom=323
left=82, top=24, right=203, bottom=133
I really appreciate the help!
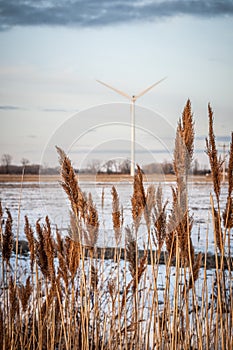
left=0, top=173, right=216, bottom=183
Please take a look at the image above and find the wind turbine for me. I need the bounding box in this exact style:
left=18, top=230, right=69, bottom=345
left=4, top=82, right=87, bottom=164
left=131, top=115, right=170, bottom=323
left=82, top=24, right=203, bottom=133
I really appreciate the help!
left=96, top=77, right=166, bottom=176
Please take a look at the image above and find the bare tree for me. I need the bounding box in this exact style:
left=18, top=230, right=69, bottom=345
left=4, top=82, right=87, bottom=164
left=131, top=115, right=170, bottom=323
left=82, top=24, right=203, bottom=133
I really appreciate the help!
left=102, top=159, right=118, bottom=174
left=21, top=158, right=30, bottom=168
left=1, top=154, right=12, bottom=174
left=86, top=160, right=101, bottom=174
left=119, top=159, right=131, bottom=174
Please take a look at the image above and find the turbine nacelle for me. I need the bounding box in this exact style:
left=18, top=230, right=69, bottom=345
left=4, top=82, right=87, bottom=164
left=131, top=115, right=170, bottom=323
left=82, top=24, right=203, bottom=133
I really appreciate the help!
left=132, top=95, right=137, bottom=102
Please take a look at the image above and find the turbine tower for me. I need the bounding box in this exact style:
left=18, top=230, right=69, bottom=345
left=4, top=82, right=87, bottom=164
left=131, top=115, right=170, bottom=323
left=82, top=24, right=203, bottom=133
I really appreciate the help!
left=97, top=78, right=166, bottom=176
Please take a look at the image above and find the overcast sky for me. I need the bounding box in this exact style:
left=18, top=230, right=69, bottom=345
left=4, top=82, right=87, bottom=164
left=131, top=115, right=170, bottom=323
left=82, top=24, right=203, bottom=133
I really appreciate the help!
left=0, top=0, right=233, bottom=169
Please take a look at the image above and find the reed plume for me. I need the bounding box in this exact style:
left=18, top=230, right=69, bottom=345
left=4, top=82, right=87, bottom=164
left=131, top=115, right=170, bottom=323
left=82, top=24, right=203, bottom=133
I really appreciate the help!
left=111, top=186, right=122, bottom=245
left=146, top=184, right=155, bottom=216
left=131, top=165, right=146, bottom=232
left=55, top=227, right=80, bottom=285
left=188, top=252, right=203, bottom=291
left=9, top=276, right=19, bottom=320
left=223, top=132, right=233, bottom=228
left=126, top=227, right=147, bottom=292
left=83, top=198, right=99, bottom=248
left=24, top=216, right=35, bottom=271
left=145, top=184, right=155, bottom=230
left=206, top=104, right=224, bottom=254
left=0, top=200, right=2, bottom=221
left=133, top=250, right=147, bottom=292
left=108, top=278, right=116, bottom=301
left=2, top=208, right=13, bottom=264
left=69, top=210, right=81, bottom=242
left=167, top=100, right=195, bottom=267
left=178, top=212, right=195, bottom=266
left=90, top=264, right=99, bottom=290
left=56, top=228, right=69, bottom=288
left=35, top=219, right=49, bottom=278
left=40, top=279, right=58, bottom=322
left=44, top=216, right=55, bottom=282
left=126, top=227, right=137, bottom=279
left=173, top=99, right=194, bottom=210
left=0, top=201, right=2, bottom=251
left=153, top=185, right=167, bottom=252
left=205, top=104, right=223, bottom=203
left=179, top=98, right=194, bottom=163
left=18, top=276, right=33, bottom=313
left=56, top=146, right=86, bottom=219
left=64, top=236, right=81, bottom=282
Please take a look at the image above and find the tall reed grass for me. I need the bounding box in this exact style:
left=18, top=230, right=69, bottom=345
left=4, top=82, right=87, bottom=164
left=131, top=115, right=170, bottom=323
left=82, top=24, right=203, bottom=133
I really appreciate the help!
left=0, top=101, right=232, bottom=349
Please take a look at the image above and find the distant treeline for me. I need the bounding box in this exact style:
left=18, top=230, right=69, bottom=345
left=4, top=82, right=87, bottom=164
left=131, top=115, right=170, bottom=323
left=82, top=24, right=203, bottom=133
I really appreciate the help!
left=0, top=165, right=59, bottom=175
left=0, top=161, right=210, bottom=175
left=142, top=162, right=210, bottom=175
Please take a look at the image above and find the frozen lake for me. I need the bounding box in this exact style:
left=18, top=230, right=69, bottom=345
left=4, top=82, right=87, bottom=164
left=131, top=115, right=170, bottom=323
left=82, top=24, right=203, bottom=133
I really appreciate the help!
left=0, top=179, right=232, bottom=254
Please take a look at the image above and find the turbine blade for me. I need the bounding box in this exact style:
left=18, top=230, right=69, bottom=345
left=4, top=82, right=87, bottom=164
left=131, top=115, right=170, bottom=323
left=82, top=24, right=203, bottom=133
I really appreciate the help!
left=96, top=80, right=131, bottom=100
left=134, top=77, right=167, bottom=100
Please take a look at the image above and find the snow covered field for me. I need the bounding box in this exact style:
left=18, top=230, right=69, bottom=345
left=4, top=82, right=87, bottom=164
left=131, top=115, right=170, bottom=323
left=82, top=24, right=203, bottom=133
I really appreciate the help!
left=0, top=179, right=231, bottom=254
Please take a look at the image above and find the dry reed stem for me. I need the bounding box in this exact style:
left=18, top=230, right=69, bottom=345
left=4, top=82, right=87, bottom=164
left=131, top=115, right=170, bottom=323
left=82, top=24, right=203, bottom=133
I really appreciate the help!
left=0, top=308, right=3, bottom=349
left=166, top=188, right=178, bottom=260
left=228, top=132, right=233, bottom=194
left=101, top=187, right=105, bottom=210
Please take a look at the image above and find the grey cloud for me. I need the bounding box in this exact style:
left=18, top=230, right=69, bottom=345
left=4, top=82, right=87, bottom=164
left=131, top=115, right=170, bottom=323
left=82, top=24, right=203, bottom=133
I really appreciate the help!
left=0, top=0, right=232, bottom=30
left=196, top=135, right=231, bottom=142
left=41, top=107, right=78, bottom=113
left=0, top=105, right=24, bottom=110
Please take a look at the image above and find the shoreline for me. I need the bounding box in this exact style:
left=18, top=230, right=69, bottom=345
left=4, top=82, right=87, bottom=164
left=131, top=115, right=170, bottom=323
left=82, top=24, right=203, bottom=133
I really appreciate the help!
left=12, top=240, right=232, bottom=271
